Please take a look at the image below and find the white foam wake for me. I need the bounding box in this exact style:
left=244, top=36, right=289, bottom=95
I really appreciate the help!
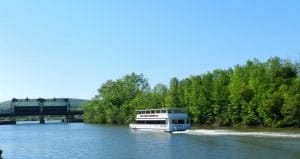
left=173, top=129, right=300, bottom=138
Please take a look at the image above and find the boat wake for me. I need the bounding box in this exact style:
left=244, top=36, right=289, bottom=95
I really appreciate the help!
left=173, top=129, right=300, bottom=138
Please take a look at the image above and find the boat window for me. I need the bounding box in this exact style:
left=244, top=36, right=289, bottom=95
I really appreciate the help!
left=146, top=110, right=150, bottom=114
left=151, top=110, right=155, bottom=114
left=172, top=119, right=185, bottom=124
left=141, top=111, right=145, bottom=114
left=161, top=110, right=166, bottom=113
left=155, top=110, right=160, bottom=113
left=136, top=120, right=166, bottom=124
left=178, top=119, right=185, bottom=124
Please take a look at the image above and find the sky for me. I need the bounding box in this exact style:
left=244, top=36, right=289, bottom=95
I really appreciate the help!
left=0, top=0, right=299, bottom=101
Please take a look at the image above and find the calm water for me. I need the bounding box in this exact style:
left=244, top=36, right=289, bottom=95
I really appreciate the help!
left=1, top=122, right=300, bottom=159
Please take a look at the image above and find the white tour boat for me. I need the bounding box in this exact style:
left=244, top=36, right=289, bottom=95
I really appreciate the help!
left=129, top=108, right=190, bottom=132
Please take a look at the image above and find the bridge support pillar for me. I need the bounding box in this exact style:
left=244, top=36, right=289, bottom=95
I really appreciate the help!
left=11, top=120, right=16, bottom=124
left=10, top=116, right=16, bottom=124
left=70, top=115, right=74, bottom=121
left=39, top=115, right=45, bottom=124
left=62, top=115, right=70, bottom=123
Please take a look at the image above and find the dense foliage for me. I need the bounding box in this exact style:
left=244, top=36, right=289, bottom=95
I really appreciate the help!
left=83, top=57, right=300, bottom=127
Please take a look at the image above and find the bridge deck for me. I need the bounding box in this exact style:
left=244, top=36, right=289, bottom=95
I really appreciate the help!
left=0, top=98, right=84, bottom=117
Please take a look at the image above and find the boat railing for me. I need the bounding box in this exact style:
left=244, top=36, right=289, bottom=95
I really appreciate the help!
left=135, top=108, right=187, bottom=115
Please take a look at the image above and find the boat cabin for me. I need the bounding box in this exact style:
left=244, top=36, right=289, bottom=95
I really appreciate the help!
left=129, top=108, right=190, bottom=132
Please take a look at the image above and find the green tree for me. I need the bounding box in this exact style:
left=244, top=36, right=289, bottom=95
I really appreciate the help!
left=152, top=83, right=168, bottom=108
left=211, top=69, right=232, bottom=126
left=281, top=77, right=300, bottom=127
left=83, top=73, right=149, bottom=124
left=165, top=77, right=182, bottom=108
left=83, top=57, right=300, bottom=128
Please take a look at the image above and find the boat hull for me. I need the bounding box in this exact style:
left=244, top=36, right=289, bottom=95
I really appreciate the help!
left=129, top=123, right=169, bottom=131
left=129, top=123, right=189, bottom=132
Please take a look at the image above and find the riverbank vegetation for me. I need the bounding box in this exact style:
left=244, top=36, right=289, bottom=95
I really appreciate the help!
left=83, top=57, right=300, bottom=128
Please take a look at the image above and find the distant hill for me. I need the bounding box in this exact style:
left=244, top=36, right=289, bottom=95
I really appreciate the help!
left=0, top=98, right=90, bottom=111
left=0, top=100, right=11, bottom=111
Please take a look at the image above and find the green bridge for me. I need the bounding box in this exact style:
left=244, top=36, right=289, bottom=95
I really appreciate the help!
left=0, top=98, right=88, bottom=124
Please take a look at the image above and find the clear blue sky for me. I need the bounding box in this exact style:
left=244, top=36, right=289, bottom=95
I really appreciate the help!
left=0, top=0, right=299, bottom=101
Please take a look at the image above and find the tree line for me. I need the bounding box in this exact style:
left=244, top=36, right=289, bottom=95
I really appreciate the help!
left=83, top=57, right=300, bottom=127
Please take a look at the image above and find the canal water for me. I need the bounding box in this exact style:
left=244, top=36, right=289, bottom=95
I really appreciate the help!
left=1, top=123, right=300, bottom=159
